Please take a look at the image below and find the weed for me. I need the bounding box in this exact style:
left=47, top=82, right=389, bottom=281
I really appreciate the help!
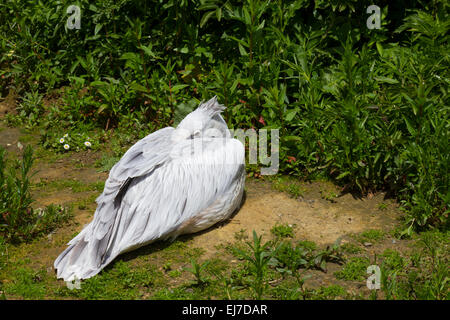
left=341, top=243, right=363, bottom=254
left=380, top=231, right=449, bottom=300
left=234, top=229, right=248, bottom=241
left=270, top=176, right=305, bottom=199
left=311, top=285, right=347, bottom=300
left=186, top=258, right=210, bottom=285
left=3, top=267, right=48, bottom=299
left=0, top=146, right=72, bottom=243
left=95, top=154, right=121, bottom=173
left=334, top=257, right=371, bottom=281
left=271, top=223, right=294, bottom=239
left=232, top=230, right=272, bottom=299
left=357, top=230, right=386, bottom=244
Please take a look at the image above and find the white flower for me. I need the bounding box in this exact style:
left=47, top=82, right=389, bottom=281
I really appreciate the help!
left=36, top=208, right=45, bottom=217
left=63, top=133, right=69, bottom=138
left=64, top=144, right=70, bottom=150
left=84, top=141, right=92, bottom=147
left=60, top=138, right=65, bottom=143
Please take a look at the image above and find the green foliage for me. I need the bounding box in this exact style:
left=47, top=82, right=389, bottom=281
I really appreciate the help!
left=95, top=154, right=121, bottom=173
left=271, top=239, right=344, bottom=274
left=3, top=267, right=48, bottom=299
left=310, top=285, right=348, bottom=300
left=185, top=258, right=210, bottom=285
left=341, top=242, right=363, bottom=254
left=270, top=223, right=294, bottom=239
left=232, top=230, right=273, bottom=299
left=6, top=90, right=44, bottom=128
left=380, top=231, right=449, bottom=300
left=41, top=130, right=97, bottom=153
left=270, top=176, right=305, bottom=198
left=334, top=257, right=371, bottom=281
left=357, top=229, right=386, bottom=243
left=0, top=236, right=7, bottom=271
left=0, top=146, right=72, bottom=243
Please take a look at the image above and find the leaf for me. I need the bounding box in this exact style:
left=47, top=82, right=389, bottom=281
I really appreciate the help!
left=230, top=79, right=239, bottom=93
left=374, top=76, right=399, bottom=84
left=90, top=80, right=107, bottom=87
left=97, top=104, right=108, bottom=114
left=200, top=11, right=215, bottom=28
left=94, top=24, right=102, bottom=36
left=376, top=42, right=384, bottom=57
left=256, top=20, right=265, bottom=31
left=403, top=116, right=417, bottom=136
left=120, top=52, right=139, bottom=61
left=284, top=109, right=297, bottom=122
left=283, top=135, right=302, bottom=142
left=69, top=60, right=80, bottom=74
left=243, top=7, right=251, bottom=25
left=336, top=171, right=351, bottom=180
left=171, top=84, right=188, bottom=92
left=238, top=43, right=248, bottom=56
left=140, top=45, right=158, bottom=59
left=129, top=82, right=148, bottom=92
left=216, top=7, right=222, bottom=21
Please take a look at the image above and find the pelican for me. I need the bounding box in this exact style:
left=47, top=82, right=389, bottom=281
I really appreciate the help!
left=54, top=96, right=245, bottom=281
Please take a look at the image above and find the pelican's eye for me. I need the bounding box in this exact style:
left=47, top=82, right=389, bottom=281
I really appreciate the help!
left=190, top=130, right=201, bottom=139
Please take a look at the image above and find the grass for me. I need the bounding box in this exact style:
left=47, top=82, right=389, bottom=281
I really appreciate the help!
left=95, top=154, right=121, bottom=173
left=3, top=267, right=48, bottom=299
left=319, top=186, right=339, bottom=202
left=356, top=230, right=386, bottom=244
left=33, top=179, right=105, bottom=193
left=0, top=146, right=73, bottom=243
left=378, top=230, right=449, bottom=300
left=341, top=243, right=363, bottom=255
left=334, top=257, right=371, bottom=281
left=271, top=224, right=295, bottom=239
left=310, top=285, right=348, bottom=300
left=270, top=176, right=305, bottom=199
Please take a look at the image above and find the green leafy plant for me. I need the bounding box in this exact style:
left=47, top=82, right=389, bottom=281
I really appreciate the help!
left=186, top=258, right=211, bottom=285
left=0, top=146, right=72, bottom=243
left=233, top=230, right=272, bottom=299
left=270, top=223, right=294, bottom=239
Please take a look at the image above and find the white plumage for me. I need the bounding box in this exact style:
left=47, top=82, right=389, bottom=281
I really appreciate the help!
left=54, top=97, right=245, bottom=281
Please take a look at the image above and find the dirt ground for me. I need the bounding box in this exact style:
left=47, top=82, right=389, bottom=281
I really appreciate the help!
left=190, top=179, right=399, bottom=255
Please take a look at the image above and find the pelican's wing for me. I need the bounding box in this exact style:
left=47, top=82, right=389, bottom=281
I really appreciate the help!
left=66, top=127, right=175, bottom=255
left=97, top=126, right=177, bottom=232
left=55, top=126, right=182, bottom=280
left=101, top=137, right=245, bottom=262
left=96, top=126, right=175, bottom=204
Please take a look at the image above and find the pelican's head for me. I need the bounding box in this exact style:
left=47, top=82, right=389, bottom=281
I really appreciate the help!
left=172, top=96, right=230, bottom=142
